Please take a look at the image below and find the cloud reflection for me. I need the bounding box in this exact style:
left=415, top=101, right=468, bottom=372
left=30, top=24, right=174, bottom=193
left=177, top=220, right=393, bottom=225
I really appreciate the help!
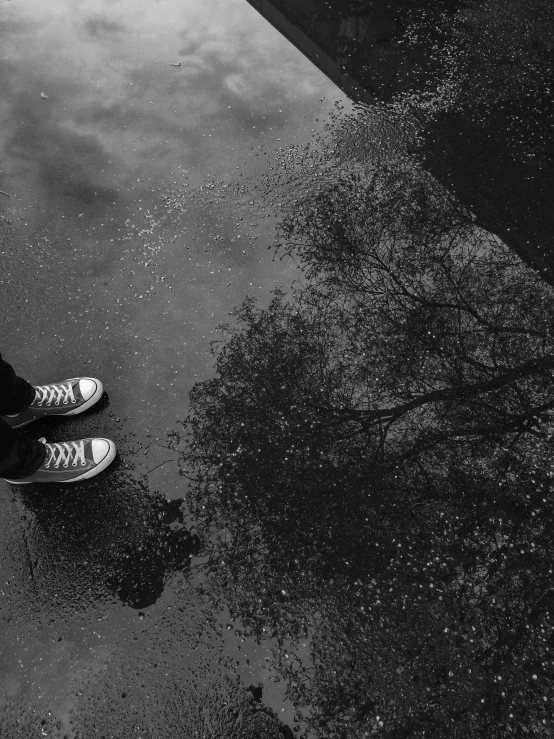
left=84, top=14, right=126, bottom=38
left=0, top=0, right=324, bottom=222
left=7, top=91, right=119, bottom=210
left=0, top=0, right=342, bottom=499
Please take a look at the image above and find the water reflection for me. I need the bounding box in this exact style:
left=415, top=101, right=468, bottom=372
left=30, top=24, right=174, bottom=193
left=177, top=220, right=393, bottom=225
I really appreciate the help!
left=1, top=0, right=336, bottom=734
left=0, top=0, right=340, bottom=499
left=1, top=0, right=551, bottom=736
left=183, top=158, right=554, bottom=735
left=179, top=3, right=554, bottom=729
left=246, top=0, right=554, bottom=284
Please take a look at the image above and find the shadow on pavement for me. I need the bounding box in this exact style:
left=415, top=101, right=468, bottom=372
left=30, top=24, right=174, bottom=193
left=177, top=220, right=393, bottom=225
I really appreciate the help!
left=14, top=463, right=200, bottom=610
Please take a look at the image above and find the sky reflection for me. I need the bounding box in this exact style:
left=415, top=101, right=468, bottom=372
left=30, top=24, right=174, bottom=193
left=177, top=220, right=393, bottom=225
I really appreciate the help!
left=0, top=0, right=347, bottom=493
left=0, top=2, right=344, bottom=732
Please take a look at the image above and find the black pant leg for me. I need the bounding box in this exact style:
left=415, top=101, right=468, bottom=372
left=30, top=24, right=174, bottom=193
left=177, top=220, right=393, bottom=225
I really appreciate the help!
left=0, top=351, right=45, bottom=478
left=0, top=418, right=46, bottom=477
left=0, top=351, right=35, bottom=414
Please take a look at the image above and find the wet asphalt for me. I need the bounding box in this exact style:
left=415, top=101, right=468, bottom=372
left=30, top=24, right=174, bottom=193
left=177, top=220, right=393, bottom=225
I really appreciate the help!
left=0, top=0, right=345, bottom=735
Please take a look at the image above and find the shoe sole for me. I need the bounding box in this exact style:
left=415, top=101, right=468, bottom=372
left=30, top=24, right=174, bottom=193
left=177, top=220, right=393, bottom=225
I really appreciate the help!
left=4, top=440, right=117, bottom=484
left=10, top=379, right=104, bottom=429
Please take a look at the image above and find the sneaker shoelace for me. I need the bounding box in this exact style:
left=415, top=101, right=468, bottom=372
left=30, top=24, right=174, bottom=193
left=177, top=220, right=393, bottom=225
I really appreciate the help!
left=40, top=438, right=87, bottom=468
left=34, top=382, right=76, bottom=407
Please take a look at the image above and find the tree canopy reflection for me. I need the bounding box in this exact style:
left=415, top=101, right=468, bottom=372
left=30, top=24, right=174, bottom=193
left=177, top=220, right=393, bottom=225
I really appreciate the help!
left=179, top=151, right=554, bottom=737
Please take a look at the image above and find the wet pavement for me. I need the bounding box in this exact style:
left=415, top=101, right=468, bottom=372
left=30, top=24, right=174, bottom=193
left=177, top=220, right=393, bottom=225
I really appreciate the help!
left=0, top=0, right=346, bottom=493
left=0, top=0, right=345, bottom=735
left=2, top=1, right=553, bottom=737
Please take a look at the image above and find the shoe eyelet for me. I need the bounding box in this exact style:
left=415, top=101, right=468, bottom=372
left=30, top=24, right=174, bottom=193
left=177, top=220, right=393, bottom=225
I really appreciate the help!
left=72, top=462, right=78, bottom=467
left=82, top=462, right=87, bottom=466
left=63, top=400, right=68, bottom=405
left=63, top=463, right=69, bottom=468
left=55, top=401, right=60, bottom=406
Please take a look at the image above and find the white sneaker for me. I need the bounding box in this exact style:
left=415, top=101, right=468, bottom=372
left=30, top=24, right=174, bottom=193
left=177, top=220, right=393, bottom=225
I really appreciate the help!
left=1, top=377, right=103, bottom=429
left=4, top=436, right=116, bottom=484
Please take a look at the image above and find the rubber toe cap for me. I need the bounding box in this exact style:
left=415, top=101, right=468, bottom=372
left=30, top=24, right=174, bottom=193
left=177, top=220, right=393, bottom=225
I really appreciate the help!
left=79, top=378, right=98, bottom=401
left=92, top=438, right=113, bottom=464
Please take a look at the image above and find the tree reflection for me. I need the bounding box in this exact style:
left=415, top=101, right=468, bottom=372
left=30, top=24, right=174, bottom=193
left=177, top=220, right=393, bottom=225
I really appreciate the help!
left=310, top=0, right=554, bottom=283
left=182, top=155, right=554, bottom=736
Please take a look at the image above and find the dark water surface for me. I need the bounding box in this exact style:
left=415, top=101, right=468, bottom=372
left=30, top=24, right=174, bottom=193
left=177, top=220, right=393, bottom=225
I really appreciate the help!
left=0, top=0, right=345, bottom=736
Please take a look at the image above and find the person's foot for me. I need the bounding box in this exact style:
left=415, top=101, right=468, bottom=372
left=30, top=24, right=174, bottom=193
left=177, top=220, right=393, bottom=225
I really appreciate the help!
left=4, top=436, right=116, bottom=484
left=1, top=378, right=103, bottom=429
